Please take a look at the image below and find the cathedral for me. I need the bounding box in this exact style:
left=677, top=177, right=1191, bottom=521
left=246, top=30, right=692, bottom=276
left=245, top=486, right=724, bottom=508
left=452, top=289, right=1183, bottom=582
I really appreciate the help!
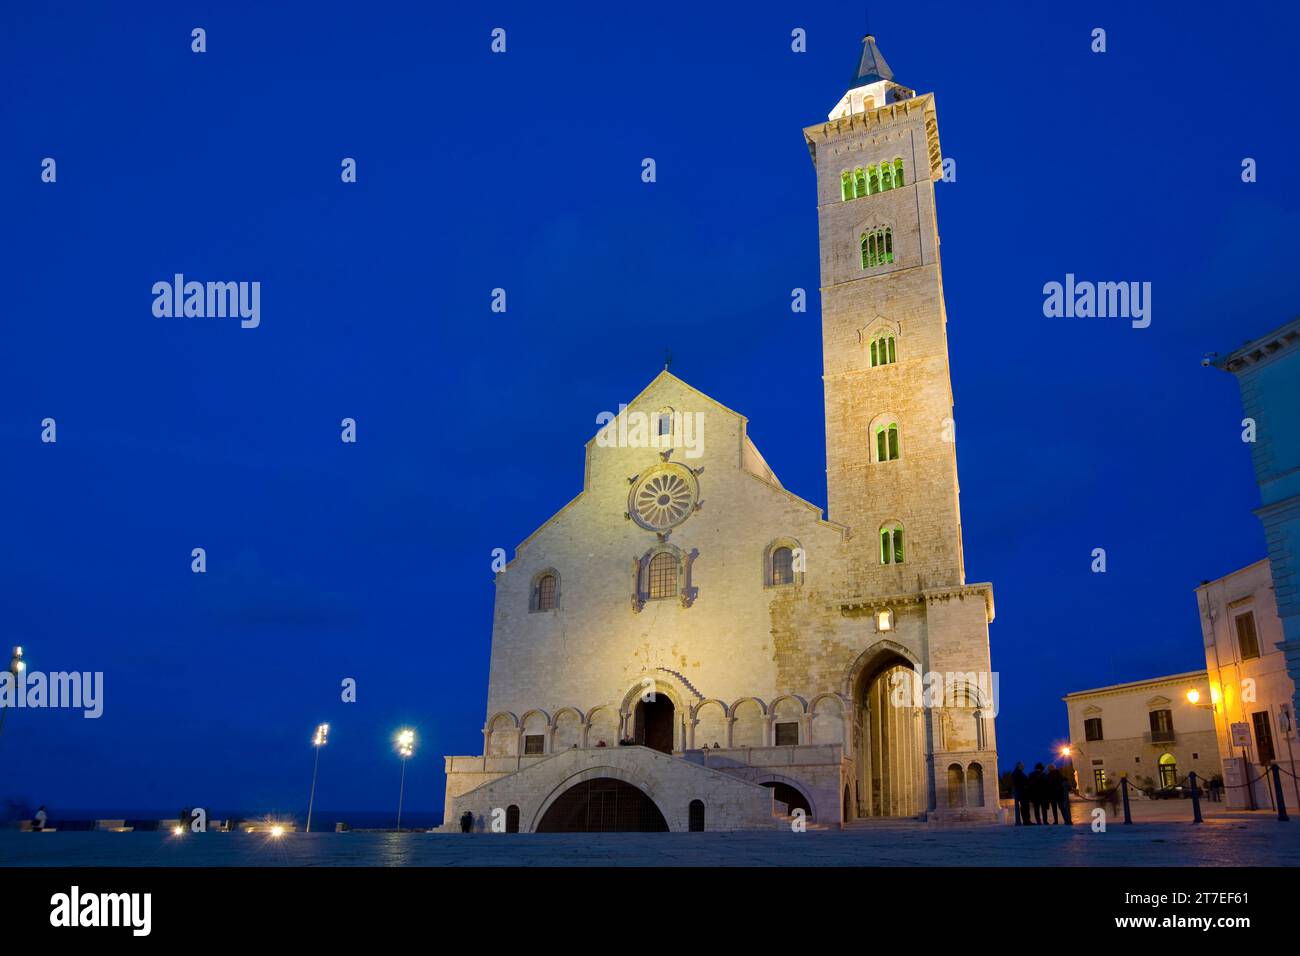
left=442, top=33, right=999, bottom=831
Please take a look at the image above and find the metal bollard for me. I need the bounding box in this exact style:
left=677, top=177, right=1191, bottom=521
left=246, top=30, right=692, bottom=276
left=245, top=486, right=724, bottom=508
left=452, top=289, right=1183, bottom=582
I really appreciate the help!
left=1273, top=764, right=1290, bottom=822
left=1121, top=777, right=1132, bottom=825
left=1190, top=772, right=1203, bottom=824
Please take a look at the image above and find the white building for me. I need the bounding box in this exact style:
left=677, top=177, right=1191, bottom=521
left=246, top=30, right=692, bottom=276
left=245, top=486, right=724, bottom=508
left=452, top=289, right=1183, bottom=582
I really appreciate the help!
left=1197, top=559, right=1300, bottom=810
left=1063, top=673, right=1219, bottom=797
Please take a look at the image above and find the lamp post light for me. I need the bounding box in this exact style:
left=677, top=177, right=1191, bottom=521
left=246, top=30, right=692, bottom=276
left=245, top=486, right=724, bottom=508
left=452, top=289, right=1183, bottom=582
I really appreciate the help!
left=305, top=723, right=329, bottom=833
left=395, top=729, right=415, bottom=831
left=0, top=646, right=25, bottom=737
left=1059, top=745, right=1079, bottom=796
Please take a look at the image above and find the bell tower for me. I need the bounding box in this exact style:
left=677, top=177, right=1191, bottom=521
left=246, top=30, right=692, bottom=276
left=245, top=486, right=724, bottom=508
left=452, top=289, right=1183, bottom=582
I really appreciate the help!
left=804, top=34, right=964, bottom=595
left=807, top=35, right=999, bottom=819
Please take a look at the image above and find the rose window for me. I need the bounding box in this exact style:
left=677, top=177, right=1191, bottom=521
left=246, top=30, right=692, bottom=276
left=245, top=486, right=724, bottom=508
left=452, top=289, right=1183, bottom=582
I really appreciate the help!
left=629, top=464, right=698, bottom=532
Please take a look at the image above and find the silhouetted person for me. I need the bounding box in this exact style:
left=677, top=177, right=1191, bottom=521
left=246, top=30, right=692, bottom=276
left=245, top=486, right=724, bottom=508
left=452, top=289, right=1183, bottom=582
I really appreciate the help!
left=1011, top=762, right=1029, bottom=826
left=33, top=806, right=48, bottom=831
left=1028, top=763, right=1048, bottom=824
left=1058, top=769, right=1073, bottom=824
left=459, top=810, right=473, bottom=833
left=1046, top=764, right=1063, bottom=823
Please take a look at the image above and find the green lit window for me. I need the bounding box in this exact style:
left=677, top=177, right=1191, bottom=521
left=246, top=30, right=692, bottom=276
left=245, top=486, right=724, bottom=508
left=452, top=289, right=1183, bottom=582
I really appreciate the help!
left=893, top=157, right=904, bottom=187
left=880, top=162, right=894, bottom=191
left=860, top=227, right=894, bottom=269
left=868, top=164, right=880, bottom=194
left=841, top=171, right=853, bottom=202
left=854, top=167, right=867, bottom=198
left=880, top=523, right=905, bottom=565
left=870, top=333, right=896, bottom=367
left=874, top=422, right=899, bottom=462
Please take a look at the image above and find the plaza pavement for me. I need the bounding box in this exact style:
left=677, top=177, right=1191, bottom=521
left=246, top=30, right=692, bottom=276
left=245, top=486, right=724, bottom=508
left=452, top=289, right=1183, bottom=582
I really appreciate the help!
left=2, top=811, right=1297, bottom=866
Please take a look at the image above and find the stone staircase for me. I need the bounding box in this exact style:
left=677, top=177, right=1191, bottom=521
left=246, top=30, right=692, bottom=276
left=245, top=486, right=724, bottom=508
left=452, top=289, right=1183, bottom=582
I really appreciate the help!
left=844, top=815, right=927, bottom=829
left=655, top=667, right=705, bottom=701
left=444, top=743, right=778, bottom=831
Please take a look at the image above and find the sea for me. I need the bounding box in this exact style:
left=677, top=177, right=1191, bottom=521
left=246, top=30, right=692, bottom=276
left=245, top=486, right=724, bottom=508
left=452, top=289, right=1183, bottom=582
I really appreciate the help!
left=4, top=808, right=443, bottom=831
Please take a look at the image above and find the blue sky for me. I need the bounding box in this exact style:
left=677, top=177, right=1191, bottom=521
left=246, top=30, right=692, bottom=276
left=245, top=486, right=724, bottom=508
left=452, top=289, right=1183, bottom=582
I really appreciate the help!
left=1, top=0, right=1297, bottom=815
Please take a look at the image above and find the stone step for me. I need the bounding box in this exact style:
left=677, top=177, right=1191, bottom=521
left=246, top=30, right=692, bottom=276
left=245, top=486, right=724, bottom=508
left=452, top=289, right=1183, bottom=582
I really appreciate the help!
left=844, top=816, right=926, bottom=828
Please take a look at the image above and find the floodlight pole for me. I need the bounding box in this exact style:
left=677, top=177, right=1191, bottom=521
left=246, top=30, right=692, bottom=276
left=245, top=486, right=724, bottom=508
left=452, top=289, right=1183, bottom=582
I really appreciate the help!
left=397, top=756, right=408, bottom=831
left=306, top=743, right=323, bottom=833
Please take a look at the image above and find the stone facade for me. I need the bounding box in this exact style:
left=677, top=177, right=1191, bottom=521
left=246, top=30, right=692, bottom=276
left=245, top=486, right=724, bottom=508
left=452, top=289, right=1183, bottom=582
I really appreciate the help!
left=442, top=34, right=999, bottom=831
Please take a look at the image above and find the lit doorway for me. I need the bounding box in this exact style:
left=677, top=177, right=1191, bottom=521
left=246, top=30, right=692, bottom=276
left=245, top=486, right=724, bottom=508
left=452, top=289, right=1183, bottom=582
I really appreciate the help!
left=1158, top=753, right=1177, bottom=789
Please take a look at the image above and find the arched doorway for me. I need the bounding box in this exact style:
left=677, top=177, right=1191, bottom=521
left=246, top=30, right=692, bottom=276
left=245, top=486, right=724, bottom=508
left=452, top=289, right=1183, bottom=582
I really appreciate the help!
left=851, top=649, right=926, bottom=817
left=536, top=778, right=669, bottom=832
left=762, top=781, right=812, bottom=819
left=1158, top=753, right=1177, bottom=789
left=947, top=764, right=966, bottom=808
left=688, top=799, right=705, bottom=832
left=634, top=696, right=676, bottom=753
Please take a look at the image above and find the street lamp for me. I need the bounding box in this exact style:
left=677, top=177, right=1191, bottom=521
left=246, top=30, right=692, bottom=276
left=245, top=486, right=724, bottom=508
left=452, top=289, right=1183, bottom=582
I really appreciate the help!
left=0, top=646, right=25, bottom=737
left=1185, top=687, right=1216, bottom=712
left=395, top=729, right=415, bottom=831
left=1059, top=745, right=1079, bottom=793
left=305, top=723, right=329, bottom=833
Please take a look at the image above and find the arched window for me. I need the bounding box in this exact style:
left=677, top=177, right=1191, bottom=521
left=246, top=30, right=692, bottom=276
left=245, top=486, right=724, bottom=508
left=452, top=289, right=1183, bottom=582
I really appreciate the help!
left=880, top=522, right=905, bottom=565
left=870, top=332, right=896, bottom=367
left=854, top=167, right=867, bottom=198
left=536, top=574, right=556, bottom=610
left=771, top=547, right=794, bottom=586
left=860, top=227, right=894, bottom=269
left=874, top=421, right=899, bottom=462
left=841, top=171, right=853, bottom=202
left=688, top=799, right=705, bottom=832
left=765, top=539, right=803, bottom=588
left=656, top=407, right=674, bottom=443
left=530, top=570, right=560, bottom=611
left=647, top=552, right=678, bottom=600
left=880, top=161, right=894, bottom=191
left=893, top=157, right=904, bottom=187
left=867, top=164, right=880, bottom=194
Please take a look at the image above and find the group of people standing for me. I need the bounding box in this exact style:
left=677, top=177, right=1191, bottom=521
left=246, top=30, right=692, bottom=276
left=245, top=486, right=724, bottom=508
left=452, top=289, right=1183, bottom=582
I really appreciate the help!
left=1011, top=761, right=1072, bottom=825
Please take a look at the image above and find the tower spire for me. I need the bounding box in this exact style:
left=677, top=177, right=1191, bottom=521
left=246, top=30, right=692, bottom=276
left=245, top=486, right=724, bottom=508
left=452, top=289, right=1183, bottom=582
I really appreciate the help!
left=851, top=32, right=895, bottom=88
left=826, top=30, right=913, bottom=120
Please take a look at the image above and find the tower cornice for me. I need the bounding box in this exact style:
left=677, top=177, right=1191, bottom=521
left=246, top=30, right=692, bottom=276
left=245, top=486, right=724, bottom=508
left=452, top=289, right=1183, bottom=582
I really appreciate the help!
left=803, top=92, right=941, bottom=182
left=832, top=582, right=995, bottom=623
